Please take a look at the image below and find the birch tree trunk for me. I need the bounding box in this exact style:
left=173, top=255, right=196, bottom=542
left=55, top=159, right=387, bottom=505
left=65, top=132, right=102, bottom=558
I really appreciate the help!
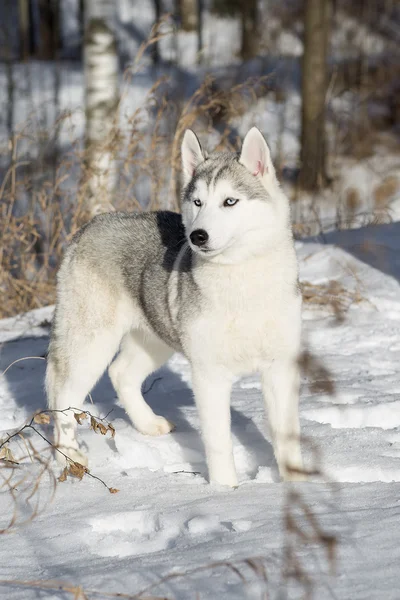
left=299, top=0, right=331, bottom=191
left=84, top=0, right=118, bottom=216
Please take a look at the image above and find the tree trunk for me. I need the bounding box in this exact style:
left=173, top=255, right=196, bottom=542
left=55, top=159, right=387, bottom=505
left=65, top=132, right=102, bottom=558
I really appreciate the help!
left=5, top=0, right=14, bottom=138
left=52, top=0, right=61, bottom=183
left=240, top=0, right=258, bottom=60
left=299, top=0, right=331, bottom=191
left=18, top=0, right=32, bottom=60
left=176, top=0, right=198, bottom=31
left=84, top=0, right=118, bottom=216
left=197, top=0, right=203, bottom=62
left=37, top=0, right=58, bottom=59
left=151, top=0, right=161, bottom=65
left=78, top=0, right=85, bottom=56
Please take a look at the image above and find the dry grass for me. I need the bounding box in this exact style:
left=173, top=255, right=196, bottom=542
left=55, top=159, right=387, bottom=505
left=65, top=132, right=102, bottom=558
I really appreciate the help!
left=0, top=405, right=119, bottom=535
left=0, top=23, right=271, bottom=319
left=300, top=279, right=364, bottom=322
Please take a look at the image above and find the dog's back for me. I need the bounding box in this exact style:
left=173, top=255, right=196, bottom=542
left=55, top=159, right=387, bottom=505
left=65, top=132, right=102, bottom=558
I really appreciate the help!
left=46, top=211, right=189, bottom=465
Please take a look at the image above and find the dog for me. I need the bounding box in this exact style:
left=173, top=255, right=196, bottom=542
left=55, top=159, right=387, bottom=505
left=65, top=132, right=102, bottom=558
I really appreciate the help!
left=46, top=127, right=304, bottom=486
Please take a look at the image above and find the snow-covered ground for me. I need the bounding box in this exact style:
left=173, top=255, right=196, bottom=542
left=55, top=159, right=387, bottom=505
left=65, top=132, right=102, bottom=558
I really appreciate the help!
left=1, top=223, right=400, bottom=598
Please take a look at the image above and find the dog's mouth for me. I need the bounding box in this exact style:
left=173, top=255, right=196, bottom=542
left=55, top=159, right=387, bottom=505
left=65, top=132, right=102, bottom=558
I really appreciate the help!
left=188, top=241, right=215, bottom=255
left=188, top=242, right=226, bottom=259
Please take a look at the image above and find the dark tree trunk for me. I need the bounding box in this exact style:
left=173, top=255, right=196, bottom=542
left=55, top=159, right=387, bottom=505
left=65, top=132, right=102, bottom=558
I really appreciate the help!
left=240, top=0, right=258, bottom=61
left=197, top=0, right=203, bottom=62
left=151, top=0, right=161, bottom=65
left=176, top=0, right=198, bottom=31
left=4, top=0, right=14, bottom=137
left=79, top=0, right=85, bottom=39
left=18, top=0, right=32, bottom=60
left=37, top=0, right=59, bottom=59
left=299, top=0, right=332, bottom=191
left=52, top=0, right=61, bottom=181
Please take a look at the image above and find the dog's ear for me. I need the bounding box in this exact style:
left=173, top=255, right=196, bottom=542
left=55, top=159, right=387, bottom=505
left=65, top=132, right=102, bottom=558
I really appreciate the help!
left=239, top=127, right=276, bottom=181
left=181, top=130, right=205, bottom=186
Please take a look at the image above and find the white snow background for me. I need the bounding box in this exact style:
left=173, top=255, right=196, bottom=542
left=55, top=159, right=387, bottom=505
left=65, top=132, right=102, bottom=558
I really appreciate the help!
left=1, top=223, right=400, bottom=599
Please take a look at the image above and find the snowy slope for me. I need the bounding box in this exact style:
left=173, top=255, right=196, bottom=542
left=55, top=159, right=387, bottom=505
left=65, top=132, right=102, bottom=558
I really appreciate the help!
left=1, top=224, right=400, bottom=599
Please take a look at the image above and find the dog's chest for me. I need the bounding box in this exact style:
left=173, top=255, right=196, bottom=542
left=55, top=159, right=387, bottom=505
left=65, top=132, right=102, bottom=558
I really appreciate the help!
left=187, top=259, right=300, bottom=373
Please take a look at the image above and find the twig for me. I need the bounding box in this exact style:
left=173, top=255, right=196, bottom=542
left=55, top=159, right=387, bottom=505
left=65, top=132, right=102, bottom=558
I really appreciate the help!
left=1, top=408, right=118, bottom=495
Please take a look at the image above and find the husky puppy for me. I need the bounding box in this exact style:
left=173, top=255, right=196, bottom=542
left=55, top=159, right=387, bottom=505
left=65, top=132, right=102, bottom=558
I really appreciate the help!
left=46, top=128, right=303, bottom=486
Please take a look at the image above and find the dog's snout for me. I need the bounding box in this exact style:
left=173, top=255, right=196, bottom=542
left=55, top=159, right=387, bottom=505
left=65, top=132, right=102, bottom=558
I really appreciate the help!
left=190, top=229, right=209, bottom=247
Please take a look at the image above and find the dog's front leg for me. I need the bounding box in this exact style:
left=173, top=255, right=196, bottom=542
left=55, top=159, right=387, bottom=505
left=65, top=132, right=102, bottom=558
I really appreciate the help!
left=191, top=368, right=237, bottom=487
left=261, top=358, right=305, bottom=481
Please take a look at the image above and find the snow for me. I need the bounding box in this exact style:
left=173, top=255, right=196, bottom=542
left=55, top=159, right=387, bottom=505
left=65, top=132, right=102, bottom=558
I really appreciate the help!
left=1, top=223, right=400, bottom=598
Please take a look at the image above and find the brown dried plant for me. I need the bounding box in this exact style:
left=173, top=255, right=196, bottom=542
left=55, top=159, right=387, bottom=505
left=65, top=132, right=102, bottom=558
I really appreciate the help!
left=0, top=404, right=119, bottom=535
left=300, top=279, right=363, bottom=323
left=0, top=21, right=271, bottom=320
left=0, top=556, right=271, bottom=599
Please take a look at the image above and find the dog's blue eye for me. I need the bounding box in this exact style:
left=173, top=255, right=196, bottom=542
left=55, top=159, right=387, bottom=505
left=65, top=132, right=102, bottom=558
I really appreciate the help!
left=194, top=199, right=202, bottom=207
left=224, top=197, right=239, bottom=207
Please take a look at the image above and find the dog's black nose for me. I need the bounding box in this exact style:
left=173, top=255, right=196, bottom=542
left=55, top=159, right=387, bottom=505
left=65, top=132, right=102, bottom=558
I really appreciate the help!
left=190, top=229, right=209, bottom=247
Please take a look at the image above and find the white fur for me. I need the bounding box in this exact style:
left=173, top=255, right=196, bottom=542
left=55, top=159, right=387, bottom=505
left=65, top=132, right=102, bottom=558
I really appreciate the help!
left=182, top=250, right=302, bottom=485
left=181, top=129, right=205, bottom=186
left=179, top=127, right=304, bottom=484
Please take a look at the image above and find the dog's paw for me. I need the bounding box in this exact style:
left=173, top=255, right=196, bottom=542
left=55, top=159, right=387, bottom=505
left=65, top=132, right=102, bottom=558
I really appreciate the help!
left=56, top=446, right=89, bottom=468
left=210, top=471, right=239, bottom=488
left=137, top=415, right=175, bottom=437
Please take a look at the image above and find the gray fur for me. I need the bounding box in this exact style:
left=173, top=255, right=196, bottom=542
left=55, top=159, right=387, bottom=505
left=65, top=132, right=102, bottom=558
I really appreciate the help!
left=50, top=211, right=196, bottom=355
left=183, top=152, right=268, bottom=203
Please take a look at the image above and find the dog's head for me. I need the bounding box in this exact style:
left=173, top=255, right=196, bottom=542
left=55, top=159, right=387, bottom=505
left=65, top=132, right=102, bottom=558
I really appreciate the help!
left=181, top=128, right=290, bottom=264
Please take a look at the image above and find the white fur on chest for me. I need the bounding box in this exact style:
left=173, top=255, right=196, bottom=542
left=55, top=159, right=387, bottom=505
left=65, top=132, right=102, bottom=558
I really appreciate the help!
left=186, top=250, right=301, bottom=375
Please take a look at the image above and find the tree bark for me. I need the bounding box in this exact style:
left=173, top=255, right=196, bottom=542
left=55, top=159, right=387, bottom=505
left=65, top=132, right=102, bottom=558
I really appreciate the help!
left=78, top=0, right=85, bottom=55
left=5, top=0, right=14, bottom=138
left=37, top=0, right=58, bottom=59
left=176, top=0, right=198, bottom=31
left=240, top=0, right=258, bottom=60
left=18, top=0, right=32, bottom=60
left=84, top=0, right=119, bottom=216
left=151, top=0, right=161, bottom=65
left=299, top=0, right=331, bottom=191
left=197, top=0, right=203, bottom=62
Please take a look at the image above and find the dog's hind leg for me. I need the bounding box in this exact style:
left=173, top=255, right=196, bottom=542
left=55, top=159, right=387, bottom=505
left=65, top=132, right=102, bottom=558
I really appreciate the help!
left=46, top=326, right=123, bottom=466
left=261, top=358, right=305, bottom=481
left=108, top=330, right=174, bottom=436
left=46, top=270, right=133, bottom=466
